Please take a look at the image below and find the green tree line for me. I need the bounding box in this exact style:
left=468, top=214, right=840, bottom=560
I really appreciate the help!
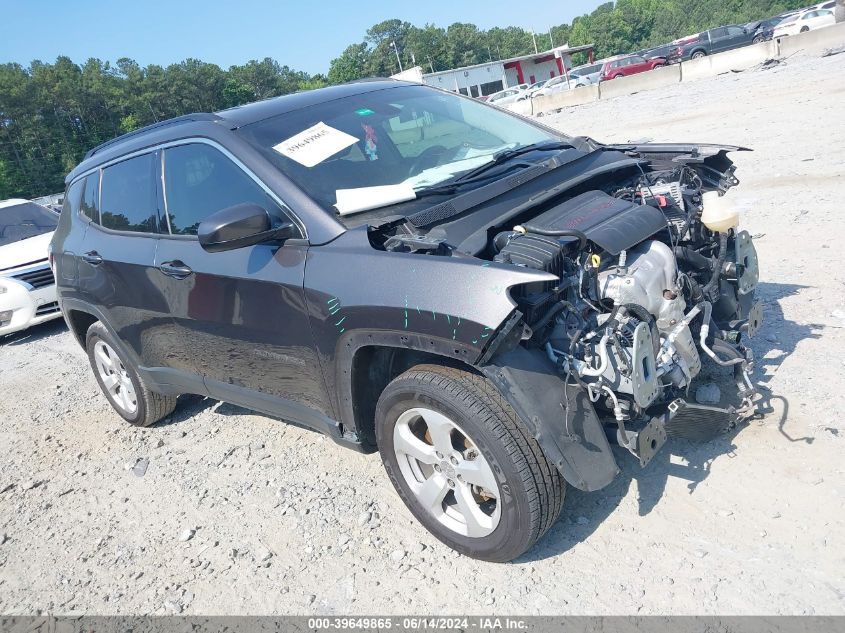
left=1, top=0, right=806, bottom=199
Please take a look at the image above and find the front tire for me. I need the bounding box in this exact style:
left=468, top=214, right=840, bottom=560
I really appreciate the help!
left=86, top=322, right=177, bottom=427
left=375, top=364, right=565, bottom=562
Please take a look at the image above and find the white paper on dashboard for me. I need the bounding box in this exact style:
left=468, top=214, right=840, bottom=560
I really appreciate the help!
left=272, top=122, right=358, bottom=167
left=334, top=184, right=417, bottom=215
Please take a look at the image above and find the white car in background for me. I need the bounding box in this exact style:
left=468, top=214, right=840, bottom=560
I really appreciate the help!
left=568, top=62, right=604, bottom=87
left=533, top=75, right=573, bottom=98
left=0, top=199, right=62, bottom=336
left=772, top=8, right=835, bottom=36
left=486, top=87, right=529, bottom=106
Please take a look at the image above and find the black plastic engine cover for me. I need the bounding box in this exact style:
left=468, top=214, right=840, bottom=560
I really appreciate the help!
left=494, top=233, right=564, bottom=276
left=525, top=190, right=667, bottom=255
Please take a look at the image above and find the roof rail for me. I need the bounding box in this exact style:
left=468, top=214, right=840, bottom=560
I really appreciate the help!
left=83, top=113, right=223, bottom=160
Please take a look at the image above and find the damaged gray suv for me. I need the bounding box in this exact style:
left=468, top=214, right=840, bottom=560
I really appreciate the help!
left=52, top=80, right=761, bottom=561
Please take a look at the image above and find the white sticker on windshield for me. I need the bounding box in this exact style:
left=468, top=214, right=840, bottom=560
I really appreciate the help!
left=272, top=122, right=358, bottom=168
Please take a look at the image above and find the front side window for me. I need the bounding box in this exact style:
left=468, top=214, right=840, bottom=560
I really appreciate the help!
left=0, top=202, right=58, bottom=247
left=100, top=153, right=159, bottom=233
left=163, top=143, right=285, bottom=235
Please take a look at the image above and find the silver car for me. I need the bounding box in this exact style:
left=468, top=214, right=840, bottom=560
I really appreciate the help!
left=568, top=62, right=604, bottom=87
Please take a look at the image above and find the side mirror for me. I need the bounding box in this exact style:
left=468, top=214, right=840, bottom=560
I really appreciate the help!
left=198, top=203, right=296, bottom=253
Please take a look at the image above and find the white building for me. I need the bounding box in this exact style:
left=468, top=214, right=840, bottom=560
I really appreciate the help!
left=419, top=45, right=595, bottom=98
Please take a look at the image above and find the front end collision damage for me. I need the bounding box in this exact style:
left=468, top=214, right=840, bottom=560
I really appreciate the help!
left=479, top=345, right=620, bottom=492
left=306, top=228, right=617, bottom=491
left=309, top=141, right=761, bottom=493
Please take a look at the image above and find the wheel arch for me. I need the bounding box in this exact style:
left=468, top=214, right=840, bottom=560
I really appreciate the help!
left=65, top=307, right=98, bottom=348
left=337, top=330, right=484, bottom=449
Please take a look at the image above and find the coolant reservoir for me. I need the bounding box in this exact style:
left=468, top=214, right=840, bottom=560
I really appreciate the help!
left=701, top=191, right=740, bottom=233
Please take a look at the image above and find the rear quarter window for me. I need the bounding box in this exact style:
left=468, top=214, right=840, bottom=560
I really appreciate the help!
left=80, top=172, right=100, bottom=223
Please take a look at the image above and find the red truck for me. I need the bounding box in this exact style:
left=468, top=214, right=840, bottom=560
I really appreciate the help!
left=600, top=54, right=666, bottom=81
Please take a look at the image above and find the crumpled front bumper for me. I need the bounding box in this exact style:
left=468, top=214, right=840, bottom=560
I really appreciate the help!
left=0, top=277, right=61, bottom=336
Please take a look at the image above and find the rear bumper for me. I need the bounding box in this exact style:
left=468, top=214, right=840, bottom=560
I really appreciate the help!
left=0, top=278, right=62, bottom=336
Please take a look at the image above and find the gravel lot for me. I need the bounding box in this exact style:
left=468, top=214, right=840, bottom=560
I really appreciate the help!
left=1, top=49, right=844, bottom=616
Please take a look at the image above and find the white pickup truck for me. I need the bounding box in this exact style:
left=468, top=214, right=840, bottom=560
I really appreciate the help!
left=0, top=198, right=62, bottom=336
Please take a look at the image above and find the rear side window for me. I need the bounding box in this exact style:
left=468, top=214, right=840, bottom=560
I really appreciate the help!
left=100, top=153, right=159, bottom=233
left=81, top=172, right=100, bottom=223
left=163, top=143, right=283, bottom=235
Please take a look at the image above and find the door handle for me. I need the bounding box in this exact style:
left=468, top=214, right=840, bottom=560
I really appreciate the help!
left=82, top=251, right=103, bottom=265
left=158, top=260, right=193, bottom=279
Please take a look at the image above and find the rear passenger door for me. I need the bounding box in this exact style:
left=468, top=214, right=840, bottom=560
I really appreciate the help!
left=724, top=25, right=753, bottom=50
left=626, top=56, right=649, bottom=75
left=153, top=141, right=333, bottom=420
left=77, top=152, right=180, bottom=370
left=707, top=27, right=728, bottom=52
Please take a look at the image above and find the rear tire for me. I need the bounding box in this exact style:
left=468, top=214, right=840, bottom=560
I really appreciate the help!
left=691, top=50, right=707, bottom=59
left=375, top=364, right=565, bottom=562
left=800, top=26, right=809, bottom=33
left=86, top=322, right=177, bottom=427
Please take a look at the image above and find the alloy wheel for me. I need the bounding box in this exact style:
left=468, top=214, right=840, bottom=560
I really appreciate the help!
left=93, top=340, right=138, bottom=414
left=392, top=407, right=501, bottom=538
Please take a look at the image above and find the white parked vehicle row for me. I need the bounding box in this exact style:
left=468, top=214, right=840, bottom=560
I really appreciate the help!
left=772, top=8, right=836, bottom=36
left=0, top=199, right=62, bottom=336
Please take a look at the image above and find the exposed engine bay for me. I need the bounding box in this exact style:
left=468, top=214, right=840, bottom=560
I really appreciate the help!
left=374, top=142, right=762, bottom=466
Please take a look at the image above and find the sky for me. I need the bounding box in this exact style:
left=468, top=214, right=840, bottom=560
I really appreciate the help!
left=1, top=0, right=603, bottom=75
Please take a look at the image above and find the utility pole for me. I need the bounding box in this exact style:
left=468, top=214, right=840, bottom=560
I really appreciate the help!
left=426, top=56, right=435, bottom=73
left=549, top=29, right=554, bottom=48
left=530, top=29, right=538, bottom=54
left=390, top=40, right=403, bottom=73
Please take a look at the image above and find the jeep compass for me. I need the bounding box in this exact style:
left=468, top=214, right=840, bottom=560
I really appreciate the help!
left=52, top=80, right=761, bottom=562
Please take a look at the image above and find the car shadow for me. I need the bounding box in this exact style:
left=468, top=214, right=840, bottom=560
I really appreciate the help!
left=1, top=317, right=68, bottom=346
left=520, top=428, right=747, bottom=563
left=520, top=281, right=819, bottom=562
left=748, top=281, right=821, bottom=445
left=150, top=394, right=219, bottom=428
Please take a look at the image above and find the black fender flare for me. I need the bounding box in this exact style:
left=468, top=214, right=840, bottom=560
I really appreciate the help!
left=479, top=346, right=620, bottom=492
left=334, top=328, right=481, bottom=441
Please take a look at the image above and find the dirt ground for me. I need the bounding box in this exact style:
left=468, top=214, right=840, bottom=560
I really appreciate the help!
left=1, top=50, right=844, bottom=616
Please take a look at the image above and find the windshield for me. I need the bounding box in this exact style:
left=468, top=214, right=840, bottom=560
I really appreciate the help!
left=0, top=202, right=58, bottom=247
left=238, top=85, right=561, bottom=218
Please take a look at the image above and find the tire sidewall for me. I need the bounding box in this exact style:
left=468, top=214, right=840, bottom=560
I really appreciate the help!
left=375, top=377, right=536, bottom=562
left=86, top=324, right=147, bottom=426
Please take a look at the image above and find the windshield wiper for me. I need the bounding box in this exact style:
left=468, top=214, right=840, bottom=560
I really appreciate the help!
left=449, top=140, right=572, bottom=183
left=414, top=141, right=572, bottom=198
